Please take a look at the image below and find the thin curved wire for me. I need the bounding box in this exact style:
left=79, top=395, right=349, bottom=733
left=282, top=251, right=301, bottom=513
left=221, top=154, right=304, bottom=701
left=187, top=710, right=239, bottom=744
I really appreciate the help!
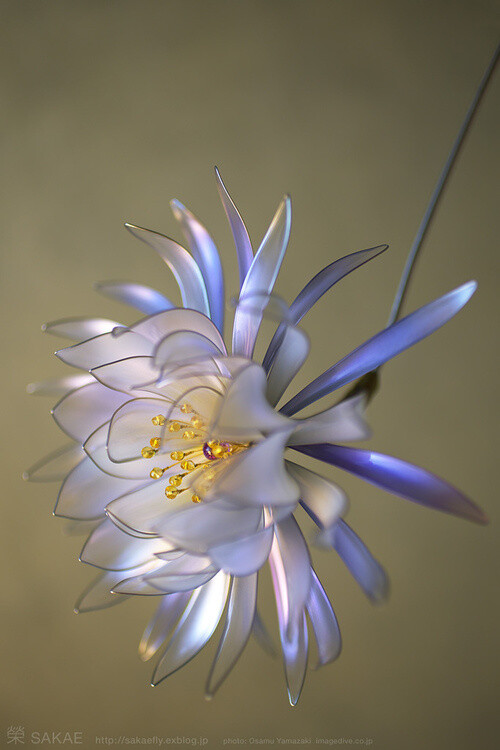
left=387, top=43, right=500, bottom=326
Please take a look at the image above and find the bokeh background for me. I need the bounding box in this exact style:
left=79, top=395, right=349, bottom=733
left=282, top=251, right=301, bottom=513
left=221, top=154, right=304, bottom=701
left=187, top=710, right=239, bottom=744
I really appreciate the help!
left=1, top=2, right=499, bottom=748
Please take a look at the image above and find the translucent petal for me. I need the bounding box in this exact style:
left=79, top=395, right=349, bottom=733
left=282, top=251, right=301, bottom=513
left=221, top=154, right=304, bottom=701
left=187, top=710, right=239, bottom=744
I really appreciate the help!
left=323, top=520, right=389, bottom=603
left=154, top=331, right=223, bottom=372
left=106, top=481, right=193, bottom=536
left=107, top=397, right=172, bottom=463
left=27, top=374, right=95, bottom=397
left=285, top=461, right=348, bottom=530
left=288, top=395, right=370, bottom=445
left=91, top=356, right=160, bottom=395
left=205, top=573, right=257, bottom=697
left=265, top=324, right=309, bottom=406
left=56, top=329, right=152, bottom=370
left=55, top=456, right=145, bottom=520
left=252, top=610, right=277, bottom=656
left=52, top=382, right=128, bottom=441
left=232, top=195, right=292, bottom=357
left=151, top=572, right=230, bottom=685
left=307, top=569, right=341, bottom=665
left=215, top=167, right=253, bottom=288
left=281, top=281, right=477, bottom=415
left=94, top=281, right=174, bottom=315
left=147, top=570, right=217, bottom=594
left=132, top=308, right=226, bottom=351
left=207, top=430, right=299, bottom=508
left=23, top=443, right=84, bottom=483
left=155, top=500, right=263, bottom=555
left=42, top=317, right=121, bottom=341
left=293, top=443, right=487, bottom=524
left=263, top=245, right=387, bottom=371
left=171, top=199, right=225, bottom=333
left=125, top=223, right=210, bottom=317
left=269, top=543, right=309, bottom=706
left=80, top=518, right=169, bottom=571
left=212, top=364, right=291, bottom=442
left=139, top=592, right=191, bottom=661
left=84, top=424, right=156, bottom=480
left=270, top=517, right=312, bottom=641
left=208, top=524, right=274, bottom=576
left=74, top=571, right=129, bottom=613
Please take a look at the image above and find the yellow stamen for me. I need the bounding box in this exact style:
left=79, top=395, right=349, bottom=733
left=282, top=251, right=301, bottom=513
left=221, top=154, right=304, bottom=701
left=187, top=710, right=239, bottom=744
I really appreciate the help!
left=168, top=422, right=181, bottom=432
left=169, top=474, right=183, bottom=487
left=150, top=437, right=161, bottom=449
left=182, top=429, right=196, bottom=440
left=151, top=415, right=165, bottom=426
left=165, top=488, right=178, bottom=500
left=141, top=446, right=156, bottom=459
left=191, top=494, right=201, bottom=503
left=150, top=467, right=164, bottom=480
left=180, top=403, right=192, bottom=414
left=180, top=460, right=195, bottom=471
left=170, top=451, right=184, bottom=461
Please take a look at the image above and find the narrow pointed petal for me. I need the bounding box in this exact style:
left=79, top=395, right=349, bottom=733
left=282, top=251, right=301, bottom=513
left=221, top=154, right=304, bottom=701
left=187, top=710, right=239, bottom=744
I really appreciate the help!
left=56, top=329, right=152, bottom=370
left=151, top=572, right=230, bottom=685
left=266, top=325, right=310, bottom=406
left=171, top=199, right=225, bottom=333
left=42, top=317, right=121, bottom=341
left=27, top=374, right=95, bottom=397
left=263, top=245, right=388, bottom=371
left=74, top=572, right=129, bottom=613
left=52, top=382, right=128, bottom=442
left=215, top=167, right=253, bottom=288
left=206, top=574, right=257, bottom=698
left=23, top=443, right=84, bottom=483
left=324, top=520, right=389, bottom=603
left=307, top=570, right=341, bottom=665
left=139, top=592, right=191, bottom=661
left=270, top=518, right=312, bottom=641
left=282, top=281, right=477, bottom=415
left=94, top=281, right=174, bottom=315
left=293, top=443, right=488, bottom=524
left=232, top=195, right=292, bottom=357
left=208, top=525, right=274, bottom=576
left=285, top=461, right=348, bottom=530
left=125, top=223, right=210, bottom=318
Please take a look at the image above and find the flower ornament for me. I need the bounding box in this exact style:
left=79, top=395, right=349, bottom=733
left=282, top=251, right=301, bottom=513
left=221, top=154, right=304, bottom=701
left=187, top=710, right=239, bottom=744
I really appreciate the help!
left=26, top=167, right=486, bottom=705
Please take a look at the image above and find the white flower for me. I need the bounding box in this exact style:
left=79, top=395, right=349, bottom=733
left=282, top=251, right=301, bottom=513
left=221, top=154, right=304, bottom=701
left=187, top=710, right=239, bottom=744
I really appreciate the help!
left=26, top=169, right=485, bottom=704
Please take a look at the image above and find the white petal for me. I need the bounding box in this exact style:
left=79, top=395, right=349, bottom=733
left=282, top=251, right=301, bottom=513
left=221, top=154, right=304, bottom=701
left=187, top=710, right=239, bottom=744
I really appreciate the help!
left=74, top=571, right=129, bottom=613
left=125, top=224, right=211, bottom=317
left=106, top=481, right=192, bottom=536
left=133, top=308, right=226, bottom=350
left=232, top=195, right=291, bottom=357
left=265, top=324, right=309, bottom=406
left=80, top=518, right=170, bottom=570
left=55, top=456, right=145, bottom=520
left=151, top=572, right=230, bottom=685
left=270, top=517, right=311, bottom=641
left=154, top=331, right=223, bottom=372
left=91, top=356, right=160, bottom=394
left=207, top=430, right=299, bottom=508
left=23, top=443, right=84, bottom=482
left=288, top=394, right=371, bottom=445
left=27, top=374, right=95, bottom=397
left=212, top=364, right=291, bottom=442
left=208, top=524, right=274, bottom=576
left=43, top=317, right=121, bottom=341
left=139, top=592, right=191, bottom=661
left=307, top=570, right=341, bottom=666
left=205, top=573, right=257, bottom=697
left=52, top=382, right=128, bottom=441
left=56, top=328, right=152, bottom=370
left=84, top=424, right=155, bottom=479
left=285, top=461, right=348, bottom=530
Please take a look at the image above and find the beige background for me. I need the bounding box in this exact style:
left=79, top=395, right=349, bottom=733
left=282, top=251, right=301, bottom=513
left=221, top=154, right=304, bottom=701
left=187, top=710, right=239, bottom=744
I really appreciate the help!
left=1, top=2, right=499, bottom=748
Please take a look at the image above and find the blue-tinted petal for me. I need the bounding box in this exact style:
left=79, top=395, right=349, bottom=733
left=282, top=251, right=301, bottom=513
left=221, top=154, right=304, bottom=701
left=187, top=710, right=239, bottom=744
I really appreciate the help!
left=263, top=245, right=387, bottom=371
left=323, top=520, right=388, bottom=603
left=171, top=200, right=225, bottom=333
left=42, top=317, right=121, bottom=342
left=307, top=570, right=342, bottom=665
left=281, top=281, right=477, bottom=415
left=293, top=443, right=487, bottom=524
left=94, top=281, right=173, bottom=315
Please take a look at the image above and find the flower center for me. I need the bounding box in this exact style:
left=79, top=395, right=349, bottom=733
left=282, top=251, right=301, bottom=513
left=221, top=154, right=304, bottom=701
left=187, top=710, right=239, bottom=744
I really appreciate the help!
left=139, top=403, right=248, bottom=503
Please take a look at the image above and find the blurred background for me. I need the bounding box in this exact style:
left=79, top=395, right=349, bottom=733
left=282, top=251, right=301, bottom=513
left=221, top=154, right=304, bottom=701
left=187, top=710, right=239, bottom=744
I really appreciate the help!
left=1, top=1, right=499, bottom=748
